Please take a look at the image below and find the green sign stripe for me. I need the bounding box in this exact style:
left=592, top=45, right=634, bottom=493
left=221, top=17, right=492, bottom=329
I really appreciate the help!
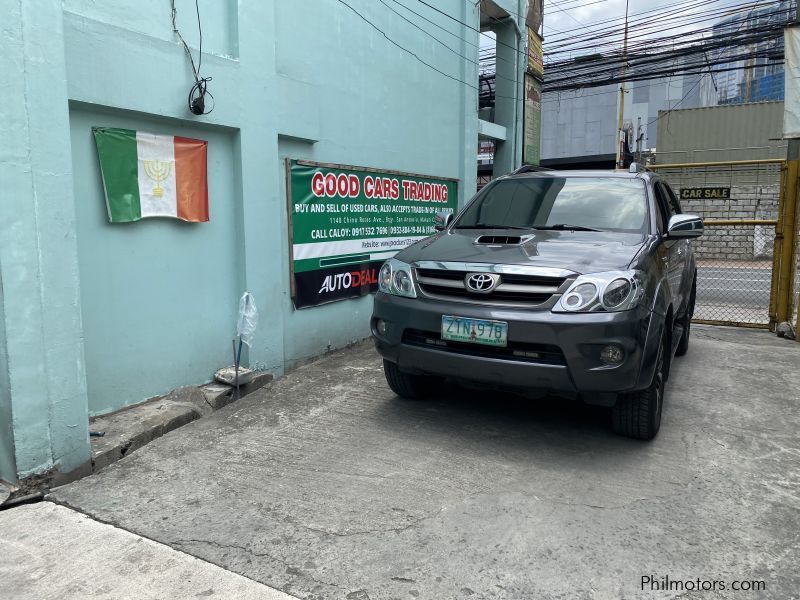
left=93, top=127, right=141, bottom=223
left=319, top=254, right=373, bottom=267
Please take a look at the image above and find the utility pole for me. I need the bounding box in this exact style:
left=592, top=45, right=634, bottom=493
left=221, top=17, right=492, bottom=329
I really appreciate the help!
left=636, top=116, right=643, bottom=164
left=616, top=0, right=630, bottom=169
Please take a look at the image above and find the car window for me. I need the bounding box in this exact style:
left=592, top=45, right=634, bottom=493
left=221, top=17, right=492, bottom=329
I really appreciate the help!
left=455, top=177, right=648, bottom=233
left=662, top=183, right=682, bottom=214
left=653, top=183, right=671, bottom=234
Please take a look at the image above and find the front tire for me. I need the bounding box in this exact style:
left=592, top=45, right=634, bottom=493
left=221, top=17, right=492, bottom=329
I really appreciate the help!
left=383, top=360, right=442, bottom=399
left=675, top=276, right=696, bottom=357
left=612, top=335, right=665, bottom=440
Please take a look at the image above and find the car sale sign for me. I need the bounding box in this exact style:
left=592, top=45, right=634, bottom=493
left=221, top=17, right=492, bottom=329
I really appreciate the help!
left=287, top=160, right=458, bottom=308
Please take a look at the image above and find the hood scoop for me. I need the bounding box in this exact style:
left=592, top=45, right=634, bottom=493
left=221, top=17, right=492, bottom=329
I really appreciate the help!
left=475, top=234, right=535, bottom=246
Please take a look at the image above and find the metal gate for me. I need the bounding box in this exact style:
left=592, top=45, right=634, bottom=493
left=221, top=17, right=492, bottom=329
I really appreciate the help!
left=649, top=159, right=799, bottom=333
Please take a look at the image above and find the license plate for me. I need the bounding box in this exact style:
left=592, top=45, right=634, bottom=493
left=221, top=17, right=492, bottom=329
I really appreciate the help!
left=441, top=315, right=508, bottom=347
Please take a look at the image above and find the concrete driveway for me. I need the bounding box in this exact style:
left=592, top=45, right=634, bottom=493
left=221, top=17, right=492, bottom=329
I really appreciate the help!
left=51, top=326, right=800, bottom=599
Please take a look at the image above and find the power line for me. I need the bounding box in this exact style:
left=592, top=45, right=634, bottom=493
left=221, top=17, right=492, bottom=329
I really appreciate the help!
left=404, top=0, right=529, bottom=58
left=334, top=0, right=479, bottom=90
left=332, top=0, right=521, bottom=103
left=646, top=78, right=703, bottom=127
left=547, top=0, right=777, bottom=52
left=543, top=21, right=788, bottom=90
left=390, top=0, right=523, bottom=70
left=545, top=0, right=584, bottom=27
left=376, top=0, right=521, bottom=85
left=545, top=1, right=790, bottom=57
left=546, top=0, right=730, bottom=40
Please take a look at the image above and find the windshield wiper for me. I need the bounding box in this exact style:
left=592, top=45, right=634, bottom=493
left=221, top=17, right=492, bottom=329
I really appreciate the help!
left=455, top=223, right=531, bottom=230
left=534, top=224, right=603, bottom=232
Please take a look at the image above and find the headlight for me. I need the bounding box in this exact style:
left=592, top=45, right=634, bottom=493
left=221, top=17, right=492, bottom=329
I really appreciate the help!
left=562, top=282, right=598, bottom=311
left=602, top=278, right=632, bottom=309
left=378, top=259, right=417, bottom=298
left=554, top=270, right=642, bottom=313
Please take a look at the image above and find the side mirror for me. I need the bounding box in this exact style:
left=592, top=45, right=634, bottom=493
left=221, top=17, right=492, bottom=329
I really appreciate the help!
left=434, top=211, right=454, bottom=231
left=666, top=214, right=704, bottom=239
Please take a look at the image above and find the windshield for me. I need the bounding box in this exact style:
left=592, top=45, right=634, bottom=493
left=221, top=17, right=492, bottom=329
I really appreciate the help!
left=455, top=177, right=648, bottom=233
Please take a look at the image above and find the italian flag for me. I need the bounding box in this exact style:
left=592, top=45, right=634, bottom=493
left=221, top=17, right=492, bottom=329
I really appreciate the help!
left=93, top=127, right=209, bottom=223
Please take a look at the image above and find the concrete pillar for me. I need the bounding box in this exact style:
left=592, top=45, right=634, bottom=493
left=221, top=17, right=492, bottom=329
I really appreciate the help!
left=0, top=0, right=90, bottom=483
left=492, top=18, right=524, bottom=178
left=459, top=1, right=480, bottom=204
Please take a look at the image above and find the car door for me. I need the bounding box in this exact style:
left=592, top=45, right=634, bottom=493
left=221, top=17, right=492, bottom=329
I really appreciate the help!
left=662, top=182, right=691, bottom=311
left=654, top=181, right=684, bottom=311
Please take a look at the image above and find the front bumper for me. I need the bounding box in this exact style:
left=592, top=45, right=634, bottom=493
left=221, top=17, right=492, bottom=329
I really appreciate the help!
left=371, top=293, right=661, bottom=395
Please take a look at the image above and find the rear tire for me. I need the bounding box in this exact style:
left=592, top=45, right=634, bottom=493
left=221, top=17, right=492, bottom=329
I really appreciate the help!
left=675, top=320, right=690, bottom=357
left=383, top=360, right=442, bottom=399
left=612, top=335, right=665, bottom=441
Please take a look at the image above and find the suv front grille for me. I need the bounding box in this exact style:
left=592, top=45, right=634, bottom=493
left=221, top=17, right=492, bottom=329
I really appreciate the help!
left=402, top=329, right=566, bottom=365
left=415, top=267, right=567, bottom=306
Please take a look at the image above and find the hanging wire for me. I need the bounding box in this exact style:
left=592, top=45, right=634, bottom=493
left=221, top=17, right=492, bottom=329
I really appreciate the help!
left=171, top=0, right=214, bottom=115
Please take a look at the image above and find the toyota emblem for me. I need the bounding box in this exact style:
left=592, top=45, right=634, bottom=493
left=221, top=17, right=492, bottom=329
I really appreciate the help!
left=465, top=273, right=500, bottom=293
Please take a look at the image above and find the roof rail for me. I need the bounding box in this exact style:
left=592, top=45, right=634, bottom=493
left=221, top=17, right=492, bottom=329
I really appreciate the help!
left=511, top=165, right=554, bottom=175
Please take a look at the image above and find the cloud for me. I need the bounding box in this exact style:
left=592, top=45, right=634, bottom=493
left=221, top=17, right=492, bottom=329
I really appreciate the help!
left=543, top=0, right=747, bottom=41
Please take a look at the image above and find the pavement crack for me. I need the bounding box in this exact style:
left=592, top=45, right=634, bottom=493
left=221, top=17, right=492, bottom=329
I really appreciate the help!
left=172, top=538, right=346, bottom=592
left=531, top=493, right=685, bottom=510
left=701, top=427, right=728, bottom=449
left=296, top=508, right=444, bottom=538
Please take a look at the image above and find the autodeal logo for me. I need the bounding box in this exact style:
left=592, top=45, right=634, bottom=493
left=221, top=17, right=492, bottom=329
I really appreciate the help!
left=318, top=268, right=379, bottom=294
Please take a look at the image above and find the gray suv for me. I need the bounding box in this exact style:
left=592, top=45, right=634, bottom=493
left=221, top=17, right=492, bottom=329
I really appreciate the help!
left=371, top=166, right=703, bottom=440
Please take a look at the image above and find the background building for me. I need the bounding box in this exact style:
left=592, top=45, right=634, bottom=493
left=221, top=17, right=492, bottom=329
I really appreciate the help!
left=0, top=0, right=525, bottom=485
left=535, top=0, right=795, bottom=169
left=540, top=66, right=701, bottom=169
left=701, top=1, right=796, bottom=106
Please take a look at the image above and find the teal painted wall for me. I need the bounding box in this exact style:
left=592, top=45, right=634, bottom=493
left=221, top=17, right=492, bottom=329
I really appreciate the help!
left=1, top=0, right=90, bottom=482
left=0, top=274, right=16, bottom=483
left=69, top=107, right=242, bottom=415
left=2, top=0, right=523, bottom=478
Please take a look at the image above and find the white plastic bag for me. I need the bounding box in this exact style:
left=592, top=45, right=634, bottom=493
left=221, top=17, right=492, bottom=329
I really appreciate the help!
left=236, top=292, right=258, bottom=347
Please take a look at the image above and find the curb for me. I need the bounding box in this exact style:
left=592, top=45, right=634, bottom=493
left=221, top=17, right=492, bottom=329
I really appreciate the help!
left=89, top=373, right=273, bottom=474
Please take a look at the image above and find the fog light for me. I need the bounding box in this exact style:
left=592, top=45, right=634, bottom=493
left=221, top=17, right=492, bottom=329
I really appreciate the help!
left=600, top=345, right=624, bottom=365
left=376, top=319, right=387, bottom=336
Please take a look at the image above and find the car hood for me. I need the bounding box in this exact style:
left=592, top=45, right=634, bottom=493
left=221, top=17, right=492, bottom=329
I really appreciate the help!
left=396, top=228, right=647, bottom=275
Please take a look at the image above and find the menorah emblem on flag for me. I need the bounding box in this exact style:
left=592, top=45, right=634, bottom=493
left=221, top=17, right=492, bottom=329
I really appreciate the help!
left=142, top=160, right=172, bottom=198
left=92, top=127, right=209, bottom=223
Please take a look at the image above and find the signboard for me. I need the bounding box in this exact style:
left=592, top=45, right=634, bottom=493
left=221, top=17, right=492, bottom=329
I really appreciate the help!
left=287, top=160, right=458, bottom=309
left=528, top=29, right=544, bottom=78
left=784, top=27, right=800, bottom=138
left=679, top=187, right=731, bottom=200
left=523, top=74, right=542, bottom=166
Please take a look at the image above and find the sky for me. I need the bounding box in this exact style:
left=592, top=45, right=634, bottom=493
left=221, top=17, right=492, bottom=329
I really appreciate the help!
left=541, top=0, right=757, bottom=43
left=478, top=0, right=772, bottom=68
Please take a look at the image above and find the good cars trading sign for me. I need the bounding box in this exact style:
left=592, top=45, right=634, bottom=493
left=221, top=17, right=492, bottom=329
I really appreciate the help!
left=287, top=160, right=458, bottom=309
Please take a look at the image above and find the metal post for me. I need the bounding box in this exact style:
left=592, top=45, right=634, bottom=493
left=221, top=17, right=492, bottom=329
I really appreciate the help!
left=776, top=157, right=799, bottom=324
left=769, top=164, right=786, bottom=331
left=796, top=285, right=800, bottom=342
left=615, top=0, right=629, bottom=169
left=782, top=8, right=800, bottom=339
